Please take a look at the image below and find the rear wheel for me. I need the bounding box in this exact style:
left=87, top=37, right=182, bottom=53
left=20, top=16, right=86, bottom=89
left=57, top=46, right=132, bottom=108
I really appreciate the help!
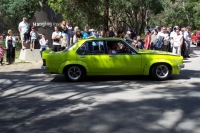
left=151, top=64, right=171, bottom=80
left=64, top=65, right=85, bottom=81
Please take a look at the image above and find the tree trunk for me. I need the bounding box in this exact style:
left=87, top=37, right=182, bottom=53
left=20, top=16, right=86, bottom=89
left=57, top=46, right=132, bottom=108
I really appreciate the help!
left=103, top=0, right=109, bottom=32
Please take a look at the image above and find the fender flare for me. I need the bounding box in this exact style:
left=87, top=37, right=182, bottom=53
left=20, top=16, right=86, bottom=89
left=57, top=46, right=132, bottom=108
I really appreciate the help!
left=58, top=60, right=89, bottom=74
left=142, top=59, right=173, bottom=75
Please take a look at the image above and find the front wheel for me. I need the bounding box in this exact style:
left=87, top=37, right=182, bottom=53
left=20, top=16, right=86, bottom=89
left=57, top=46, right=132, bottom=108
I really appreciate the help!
left=64, top=65, right=85, bottom=81
left=151, top=64, right=171, bottom=80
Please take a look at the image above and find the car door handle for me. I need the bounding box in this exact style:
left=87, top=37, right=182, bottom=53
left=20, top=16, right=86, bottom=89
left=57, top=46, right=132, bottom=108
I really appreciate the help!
left=80, top=55, right=85, bottom=58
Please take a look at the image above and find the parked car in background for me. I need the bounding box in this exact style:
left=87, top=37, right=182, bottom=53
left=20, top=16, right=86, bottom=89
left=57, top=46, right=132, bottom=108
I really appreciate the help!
left=41, top=38, right=184, bottom=82
left=191, top=30, right=200, bottom=46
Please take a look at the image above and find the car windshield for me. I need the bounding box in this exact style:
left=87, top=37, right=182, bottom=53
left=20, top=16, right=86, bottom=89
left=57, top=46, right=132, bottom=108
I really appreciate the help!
left=121, top=40, right=139, bottom=53
left=63, top=43, right=77, bottom=52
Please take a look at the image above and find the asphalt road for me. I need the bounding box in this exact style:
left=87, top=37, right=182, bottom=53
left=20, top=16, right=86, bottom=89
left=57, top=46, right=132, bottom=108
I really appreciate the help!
left=0, top=46, right=200, bottom=133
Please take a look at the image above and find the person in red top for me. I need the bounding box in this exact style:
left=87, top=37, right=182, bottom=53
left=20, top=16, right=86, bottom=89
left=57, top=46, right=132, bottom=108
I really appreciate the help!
left=144, top=30, right=151, bottom=50
left=0, top=44, right=8, bottom=66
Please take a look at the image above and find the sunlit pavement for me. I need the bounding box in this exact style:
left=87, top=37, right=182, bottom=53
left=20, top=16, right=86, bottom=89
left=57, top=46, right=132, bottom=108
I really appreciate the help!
left=0, top=45, right=200, bottom=133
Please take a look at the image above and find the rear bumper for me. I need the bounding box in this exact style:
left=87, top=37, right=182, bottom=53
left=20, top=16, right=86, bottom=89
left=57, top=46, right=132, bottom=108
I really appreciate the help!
left=178, top=64, right=185, bottom=68
left=41, top=66, right=48, bottom=70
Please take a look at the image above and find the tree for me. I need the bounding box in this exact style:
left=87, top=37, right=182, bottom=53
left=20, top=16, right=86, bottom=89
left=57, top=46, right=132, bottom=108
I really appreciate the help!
left=48, top=0, right=164, bottom=34
left=185, top=0, right=200, bottom=29
left=0, top=0, right=46, bottom=33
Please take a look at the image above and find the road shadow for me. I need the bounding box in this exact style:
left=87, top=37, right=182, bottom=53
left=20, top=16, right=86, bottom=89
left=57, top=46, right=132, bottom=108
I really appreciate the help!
left=0, top=94, right=200, bottom=133
left=0, top=69, right=200, bottom=133
left=50, top=75, right=153, bottom=83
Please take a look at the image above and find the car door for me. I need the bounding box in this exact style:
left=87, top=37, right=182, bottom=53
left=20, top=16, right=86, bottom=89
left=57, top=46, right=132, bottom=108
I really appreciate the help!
left=106, top=40, right=142, bottom=75
left=76, top=40, right=107, bottom=74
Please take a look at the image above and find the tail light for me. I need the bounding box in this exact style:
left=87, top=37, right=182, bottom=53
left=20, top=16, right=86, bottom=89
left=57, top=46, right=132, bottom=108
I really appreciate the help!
left=42, top=59, right=46, bottom=66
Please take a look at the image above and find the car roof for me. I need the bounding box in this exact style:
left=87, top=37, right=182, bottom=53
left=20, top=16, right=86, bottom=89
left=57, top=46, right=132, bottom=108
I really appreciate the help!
left=75, top=37, right=124, bottom=47
left=83, top=37, right=123, bottom=41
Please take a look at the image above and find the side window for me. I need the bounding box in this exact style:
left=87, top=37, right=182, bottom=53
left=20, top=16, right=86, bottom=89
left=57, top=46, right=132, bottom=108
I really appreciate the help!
left=77, top=41, right=105, bottom=55
left=107, top=40, right=136, bottom=54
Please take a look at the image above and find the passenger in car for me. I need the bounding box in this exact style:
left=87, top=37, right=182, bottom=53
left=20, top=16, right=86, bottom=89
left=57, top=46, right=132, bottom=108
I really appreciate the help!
left=109, top=43, right=117, bottom=54
left=109, top=42, right=126, bottom=53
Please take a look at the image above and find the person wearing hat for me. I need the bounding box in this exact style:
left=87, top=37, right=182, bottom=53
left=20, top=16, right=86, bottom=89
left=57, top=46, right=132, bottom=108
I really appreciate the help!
left=30, top=26, right=39, bottom=51
left=124, top=31, right=134, bottom=45
left=18, top=17, right=29, bottom=49
left=83, top=26, right=94, bottom=39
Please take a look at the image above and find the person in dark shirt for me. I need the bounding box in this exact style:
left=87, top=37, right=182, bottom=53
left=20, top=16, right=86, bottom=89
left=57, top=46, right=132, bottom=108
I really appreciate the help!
left=108, top=27, right=115, bottom=37
left=23, top=29, right=30, bottom=49
left=117, top=27, right=124, bottom=37
left=131, top=26, right=137, bottom=39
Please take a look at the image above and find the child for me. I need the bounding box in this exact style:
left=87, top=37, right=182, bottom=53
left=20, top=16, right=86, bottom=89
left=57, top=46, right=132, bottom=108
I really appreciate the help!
left=23, top=29, right=30, bottom=50
left=39, top=33, right=49, bottom=56
left=0, top=44, right=8, bottom=66
left=30, top=26, right=38, bottom=51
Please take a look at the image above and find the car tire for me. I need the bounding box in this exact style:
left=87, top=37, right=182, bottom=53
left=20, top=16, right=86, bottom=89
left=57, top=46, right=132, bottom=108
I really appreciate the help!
left=151, top=64, right=171, bottom=81
left=64, top=65, right=85, bottom=82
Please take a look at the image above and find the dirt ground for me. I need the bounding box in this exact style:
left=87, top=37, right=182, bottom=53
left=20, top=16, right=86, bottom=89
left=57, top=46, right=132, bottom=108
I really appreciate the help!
left=0, top=59, right=42, bottom=72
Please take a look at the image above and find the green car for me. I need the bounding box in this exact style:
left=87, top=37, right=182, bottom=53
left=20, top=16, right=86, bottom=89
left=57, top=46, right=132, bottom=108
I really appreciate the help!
left=41, top=38, right=184, bottom=81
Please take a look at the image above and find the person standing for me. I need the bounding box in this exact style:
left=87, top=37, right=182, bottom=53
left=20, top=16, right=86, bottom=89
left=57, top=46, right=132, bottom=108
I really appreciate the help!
left=30, top=26, right=38, bottom=51
left=157, top=26, right=169, bottom=51
left=83, top=26, right=94, bottom=39
left=18, top=17, right=29, bottom=49
left=171, top=28, right=183, bottom=55
left=144, top=30, right=151, bottom=50
left=131, top=26, right=137, bottom=39
left=184, top=26, right=191, bottom=58
left=124, top=31, right=134, bottom=45
left=108, top=27, right=115, bottom=37
left=72, top=30, right=82, bottom=45
left=150, top=29, right=158, bottom=50
left=60, top=21, right=68, bottom=49
left=5, top=30, right=16, bottom=65
left=66, top=20, right=73, bottom=47
left=117, top=27, right=125, bottom=38
left=70, top=26, right=80, bottom=46
left=0, top=44, right=8, bottom=66
left=52, top=26, right=62, bottom=52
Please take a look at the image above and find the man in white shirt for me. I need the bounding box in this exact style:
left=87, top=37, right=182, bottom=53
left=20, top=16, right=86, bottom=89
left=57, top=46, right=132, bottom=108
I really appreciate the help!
left=52, top=26, right=62, bottom=52
left=170, top=27, right=177, bottom=39
left=184, top=26, right=191, bottom=58
left=172, top=28, right=183, bottom=55
left=18, top=17, right=29, bottom=49
left=157, top=27, right=169, bottom=51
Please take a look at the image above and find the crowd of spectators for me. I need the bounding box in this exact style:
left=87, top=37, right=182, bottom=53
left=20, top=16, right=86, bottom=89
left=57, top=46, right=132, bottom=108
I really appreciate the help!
left=52, top=23, right=191, bottom=59
left=0, top=16, right=192, bottom=66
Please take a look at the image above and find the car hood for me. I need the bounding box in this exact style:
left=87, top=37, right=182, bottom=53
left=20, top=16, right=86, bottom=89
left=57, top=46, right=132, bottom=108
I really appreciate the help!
left=138, top=49, right=179, bottom=56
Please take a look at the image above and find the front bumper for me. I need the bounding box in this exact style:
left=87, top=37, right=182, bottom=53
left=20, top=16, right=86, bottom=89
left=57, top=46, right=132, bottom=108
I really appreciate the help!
left=178, top=64, right=185, bottom=68
left=41, top=66, right=48, bottom=70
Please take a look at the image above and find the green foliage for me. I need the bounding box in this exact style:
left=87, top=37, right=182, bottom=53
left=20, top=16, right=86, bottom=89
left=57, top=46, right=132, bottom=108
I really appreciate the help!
left=48, top=0, right=164, bottom=34
left=0, top=0, right=46, bottom=33
left=0, top=40, right=5, bottom=47
left=1, top=0, right=200, bottom=36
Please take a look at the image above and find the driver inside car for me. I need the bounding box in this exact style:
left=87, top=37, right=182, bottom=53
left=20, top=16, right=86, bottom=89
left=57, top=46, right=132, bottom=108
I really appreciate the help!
left=109, top=42, right=127, bottom=54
